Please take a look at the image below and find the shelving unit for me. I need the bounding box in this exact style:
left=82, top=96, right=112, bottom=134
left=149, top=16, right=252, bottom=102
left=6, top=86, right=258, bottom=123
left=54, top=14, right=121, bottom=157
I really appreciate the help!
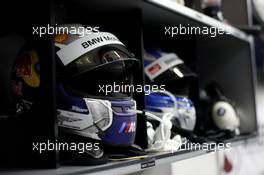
left=0, top=0, right=259, bottom=174
left=144, top=0, right=250, bottom=42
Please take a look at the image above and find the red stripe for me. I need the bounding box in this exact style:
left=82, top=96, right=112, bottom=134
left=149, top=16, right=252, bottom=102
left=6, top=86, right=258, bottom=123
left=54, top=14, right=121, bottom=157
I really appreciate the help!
left=125, top=122, right=131, bottom=133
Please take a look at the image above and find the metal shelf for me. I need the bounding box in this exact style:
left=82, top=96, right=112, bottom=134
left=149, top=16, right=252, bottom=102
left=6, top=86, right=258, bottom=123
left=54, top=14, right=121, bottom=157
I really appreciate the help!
left=144, top=0, right=250, bottom=42
left=227, top=133, right=259, bottom=147
left=0, top=134, right=258, bottom=175
left=0, top=150, right=206, bottom=175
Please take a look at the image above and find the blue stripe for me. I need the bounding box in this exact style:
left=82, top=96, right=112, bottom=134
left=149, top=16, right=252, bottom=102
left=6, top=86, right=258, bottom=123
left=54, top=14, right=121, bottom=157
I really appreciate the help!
left=119, top=122, right=127, bottom=133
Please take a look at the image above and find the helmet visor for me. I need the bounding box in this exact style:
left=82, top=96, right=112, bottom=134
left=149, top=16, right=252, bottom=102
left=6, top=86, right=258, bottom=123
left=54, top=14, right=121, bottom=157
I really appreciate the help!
left=57, top=44, right=140, bottom=81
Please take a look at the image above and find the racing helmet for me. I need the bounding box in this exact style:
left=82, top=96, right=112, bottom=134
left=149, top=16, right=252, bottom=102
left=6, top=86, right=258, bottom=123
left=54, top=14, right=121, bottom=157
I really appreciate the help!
left=145, top=91, right=196, bottom=132
left=205, top=83, right=240, bottom=133
left=144, top=48, right=197, bottom=95
left=56, top=24, right=140, bottom=95
left=11, top=24, right=140, bottom=146
left=11, top=48, right=40, bottom=115
left=212, top=101, right=240, bottom=131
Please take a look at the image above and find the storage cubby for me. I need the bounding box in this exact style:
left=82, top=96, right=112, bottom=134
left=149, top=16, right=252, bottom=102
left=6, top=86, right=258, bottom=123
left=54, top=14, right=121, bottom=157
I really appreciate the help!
left=52, top=0, right=148, bottom=150
left=196, top=35, right=258, bottom=135
left=0, top=2, right=59, bottom=168
left=142, top=0, right=258, bottom=138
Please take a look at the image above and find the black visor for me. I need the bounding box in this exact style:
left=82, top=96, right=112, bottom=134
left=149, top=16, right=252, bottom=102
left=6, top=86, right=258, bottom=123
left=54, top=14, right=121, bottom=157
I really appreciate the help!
left=57, top=44, right=140, bottom=81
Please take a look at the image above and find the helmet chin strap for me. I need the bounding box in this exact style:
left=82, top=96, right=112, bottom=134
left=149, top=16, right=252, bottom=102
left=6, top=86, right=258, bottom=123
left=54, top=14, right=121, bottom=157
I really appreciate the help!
left=131, top=109, right=182, bottom=152
left=131, top=110, right=166, bottom=140
left=142, top=89, right=180, bottom=140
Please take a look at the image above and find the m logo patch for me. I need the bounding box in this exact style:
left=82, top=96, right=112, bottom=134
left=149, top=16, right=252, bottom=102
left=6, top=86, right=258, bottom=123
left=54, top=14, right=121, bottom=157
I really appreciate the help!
left=119, top=121, right=136, bottom=133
